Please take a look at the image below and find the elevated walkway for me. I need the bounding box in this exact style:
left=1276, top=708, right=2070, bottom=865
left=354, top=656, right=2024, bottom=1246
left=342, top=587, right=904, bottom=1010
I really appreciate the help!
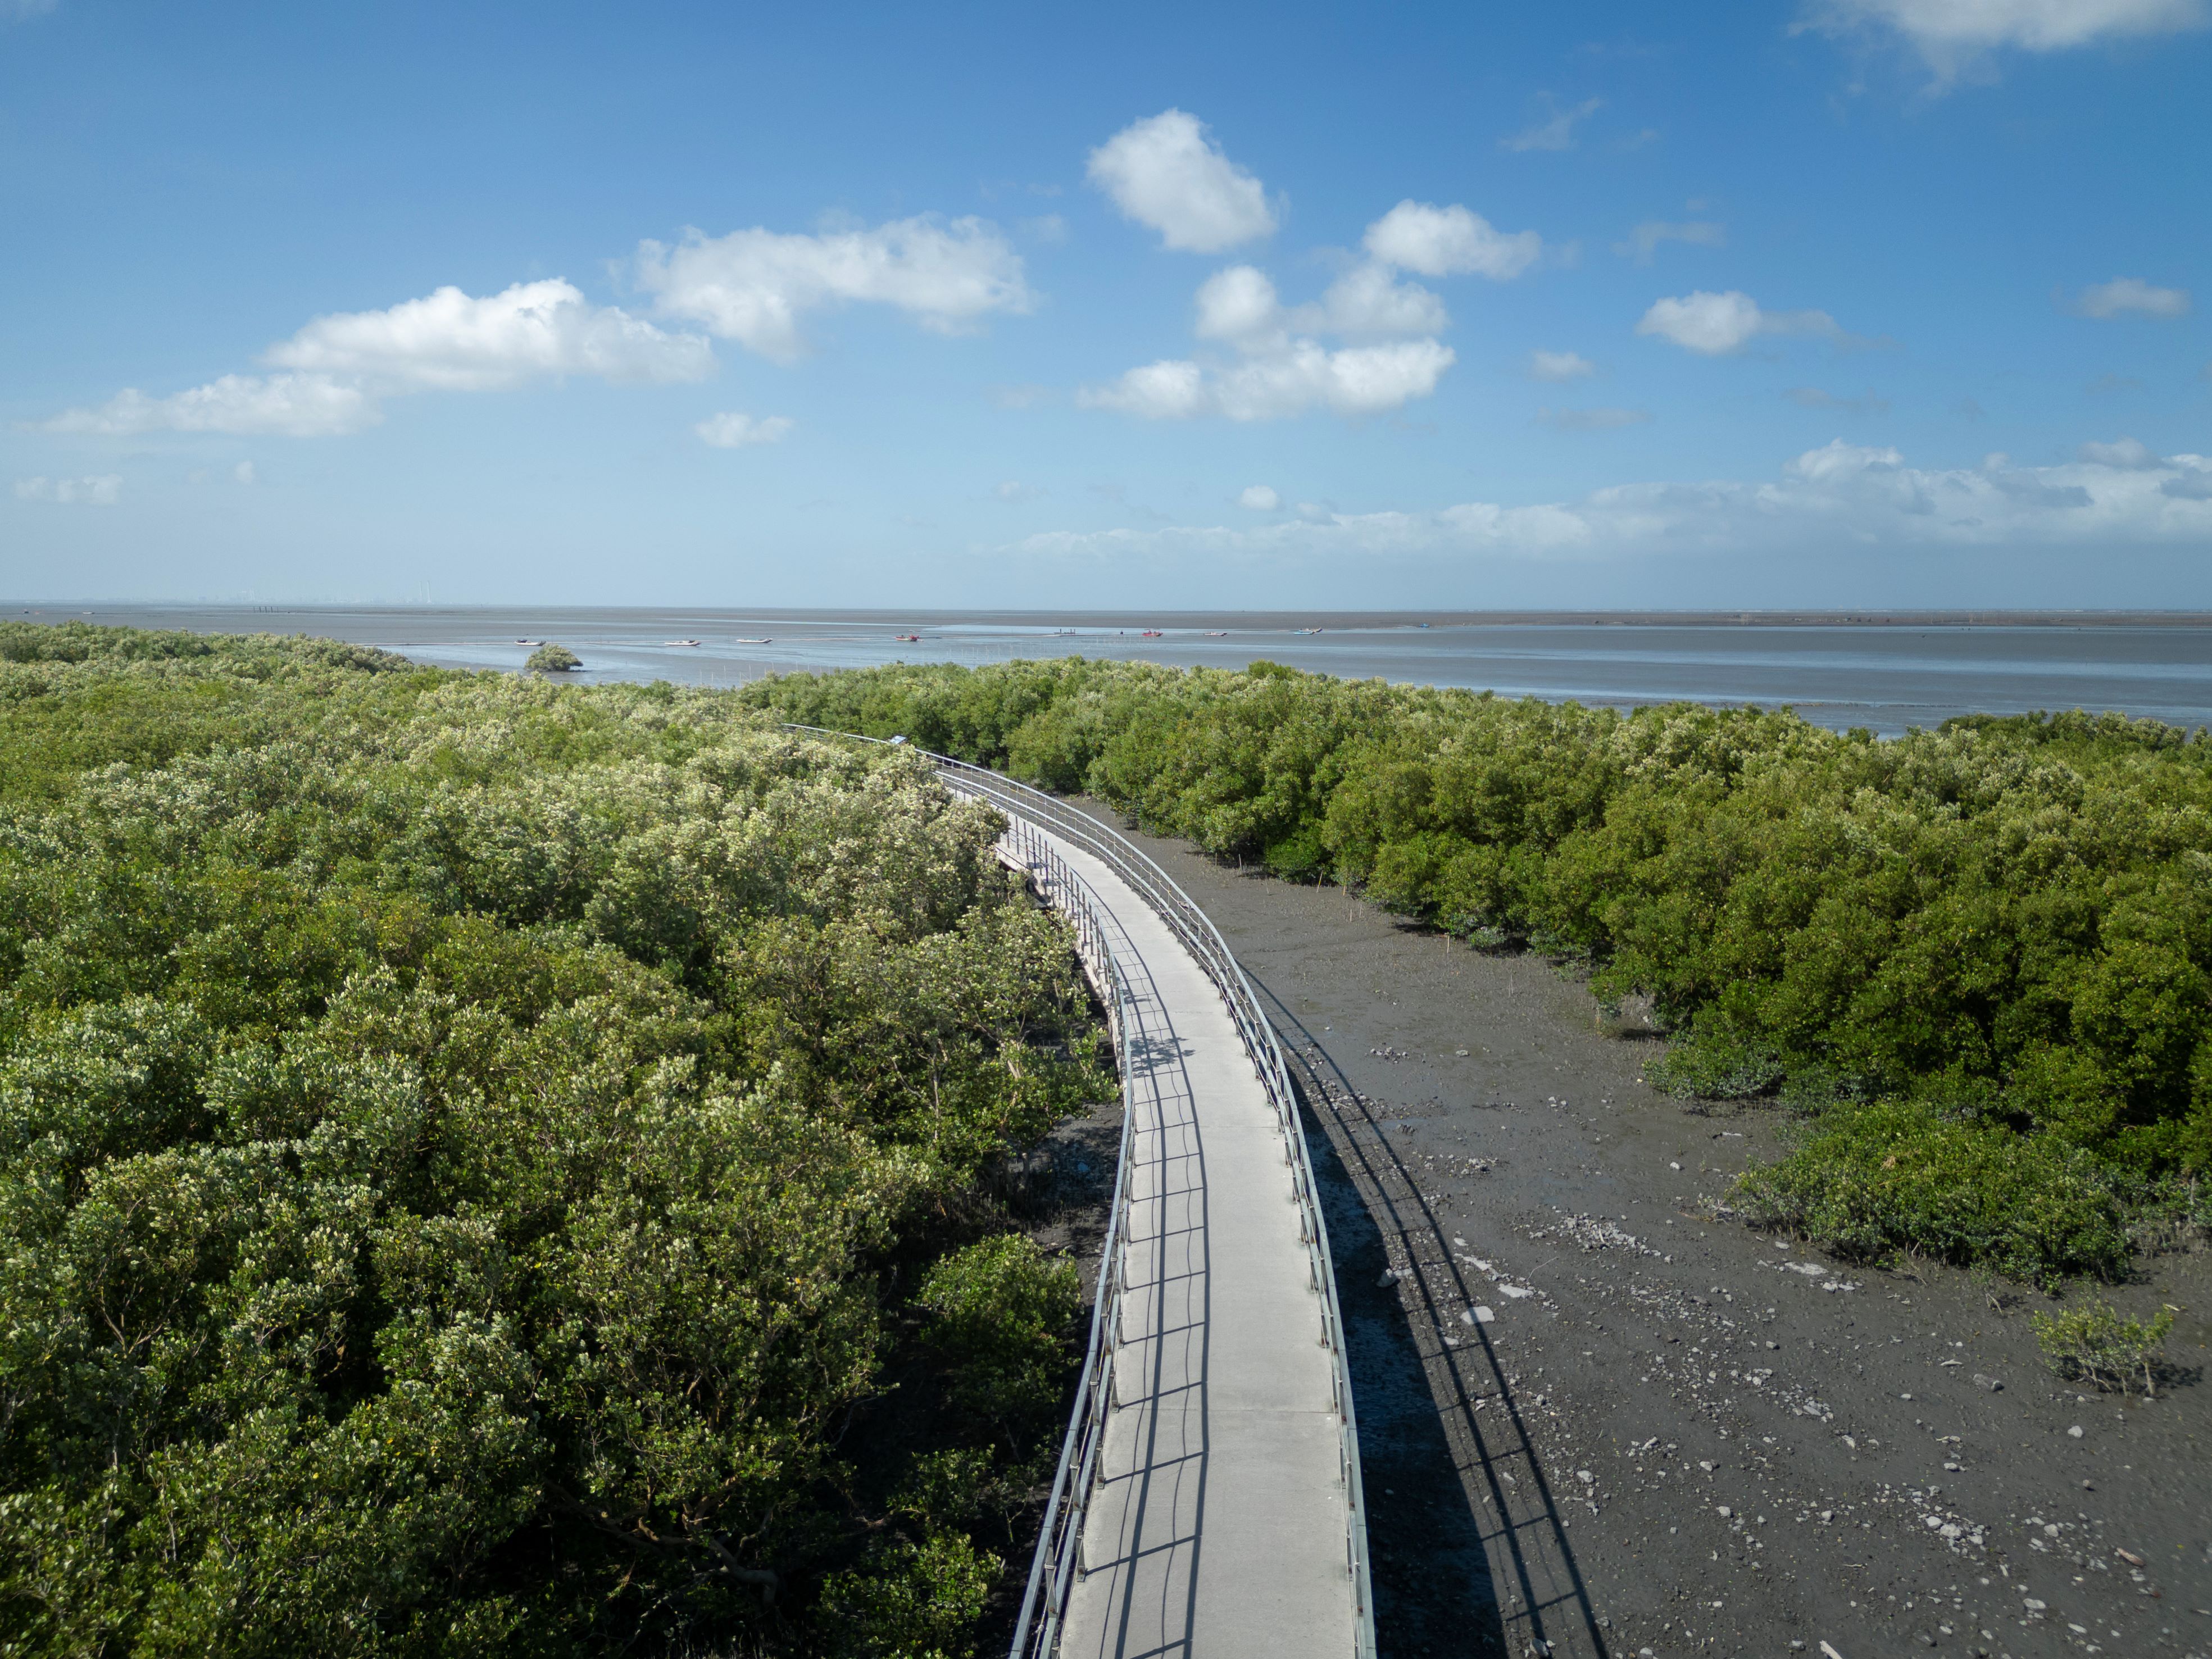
left=775, top=729, right=1371, bottom=1659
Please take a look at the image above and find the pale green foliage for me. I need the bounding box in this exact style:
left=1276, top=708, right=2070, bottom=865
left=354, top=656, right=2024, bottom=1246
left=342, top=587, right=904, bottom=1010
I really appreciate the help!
left=0, top=628, right=1109, bottom=1656
left=2031, top=1298, right=2177, bottom=1394
left=525, top=642, right=582, bottom=672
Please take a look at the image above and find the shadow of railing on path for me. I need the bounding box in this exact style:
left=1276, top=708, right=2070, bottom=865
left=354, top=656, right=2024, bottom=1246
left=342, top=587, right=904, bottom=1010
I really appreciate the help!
left=1248, top=974, right=1608, bottom=1659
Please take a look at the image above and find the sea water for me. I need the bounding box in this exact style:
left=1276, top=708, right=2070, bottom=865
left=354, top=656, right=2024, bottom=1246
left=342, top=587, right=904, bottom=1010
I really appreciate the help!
left=42, top=603, right=2212, bottom=738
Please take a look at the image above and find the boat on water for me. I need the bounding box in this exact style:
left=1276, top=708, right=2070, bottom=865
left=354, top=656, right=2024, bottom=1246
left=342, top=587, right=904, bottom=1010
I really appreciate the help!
left=1292, top=626, right=1322, bottom=635
left=895, top=633, right=921, bottom=642
left=665, top=639, right=702, bottom=647
left=1203, top=629, right=1228, bottom=637
left=735, top=637, right=773, bottom=644
left=1140, top=629, right=1164, bottom=637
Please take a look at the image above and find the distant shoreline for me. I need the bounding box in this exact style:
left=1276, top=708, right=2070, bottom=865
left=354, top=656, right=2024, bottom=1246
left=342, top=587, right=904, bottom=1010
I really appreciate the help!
left=11, top=602, right=2212, bottom=630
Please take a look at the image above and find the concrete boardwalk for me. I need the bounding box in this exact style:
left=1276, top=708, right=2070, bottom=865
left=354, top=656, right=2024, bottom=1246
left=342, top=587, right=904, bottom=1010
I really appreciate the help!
left=1033, top=825, right=1357, bottom=1659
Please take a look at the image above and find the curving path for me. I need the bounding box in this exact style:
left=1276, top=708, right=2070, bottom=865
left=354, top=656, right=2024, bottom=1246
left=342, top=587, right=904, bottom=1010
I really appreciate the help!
left=1002, top=816, right=1362, bottom=1659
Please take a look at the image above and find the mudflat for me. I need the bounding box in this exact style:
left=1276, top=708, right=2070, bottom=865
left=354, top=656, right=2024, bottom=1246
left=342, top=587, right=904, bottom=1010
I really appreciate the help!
left=1103, top=810, right=2212, bottom=1659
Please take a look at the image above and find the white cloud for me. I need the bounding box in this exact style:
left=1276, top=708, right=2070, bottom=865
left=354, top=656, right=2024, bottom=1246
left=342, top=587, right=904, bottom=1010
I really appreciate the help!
left=45, top=279, right=712, bottom=438
left=1197, top=260, right=1448, bottom=344
left=1081, top=338, right=1455, bottom=421
left=1300, top=264, right=1450, bottom=338
left=1501, top=95, right=1603, bottom=153
left=1238, top=484, right=1281, bottom=511
left=1637, top=290, right=1842, bottom=355
left=1194, top=265, right=1284, bottom=342
left=1364, top=201, right=1542, bottom=280
left=45, top=374, right=378, bottom=437
left=234, top=460, right=256, bottom=485
left=1087, top=110, right=1275, bottom=253
left=1094, top=237, right=1462, bottom=422
left=15, top=474, right=121, bottom=506
left=1017, top=439, right=2212, bottom=560
left=266, top=279, right=710, bottom=390
left=1539, top=406, right=1651, bottom=431
left=2077, top=435, right=2161, bottom=468
left=994, top=480, right=1044, bottom=503
left=694, top=411, right=793, bottom=448
left=1804, top=0, right=2207, bottom=74
left=2073, top=277, right=2191, bottom=319
left=635, top=215, right=1030, bottom=361
left=1529, top=349, right=1596, bottom=381
left=1613, top=220, right=1726, bottom=265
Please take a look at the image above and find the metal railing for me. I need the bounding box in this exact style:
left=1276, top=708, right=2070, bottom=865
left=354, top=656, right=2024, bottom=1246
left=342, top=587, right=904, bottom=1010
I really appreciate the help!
left=780, top=726, right=1375, bottom=1659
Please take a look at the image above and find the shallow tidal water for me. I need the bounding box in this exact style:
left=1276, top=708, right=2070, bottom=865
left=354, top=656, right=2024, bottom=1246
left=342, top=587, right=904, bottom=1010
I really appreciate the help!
left=34, top=603, right=2212, bottom=737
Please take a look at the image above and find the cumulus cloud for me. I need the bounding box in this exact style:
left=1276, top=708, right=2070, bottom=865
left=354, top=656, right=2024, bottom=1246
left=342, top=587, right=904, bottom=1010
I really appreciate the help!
left=1529, top=350, right=1596, bottom=381
left=14, top=474, right=121, bottom=506
left=1016, top=439, right=2212, bottom=561
left=1087, top=110, right=1275, bottom=253
left=1086, top=199, right=1539, bottom=422
left=267, top=280, right=710, bottom=390
left=2073, top=277, right=2191, bottom=319
left=1081, top=339, right=1455, bottom=421
left=1194, top=265, right=1285, bottom=342
left=1501, top=94, right=1603, bottom=152
left=1802, top=0, right=2207, bottom=76
left=1238, top=484, right=1280, bottom=511
left=1302, top=262, right=1451, bottom=337
left=695, top=411, right=793, bottom=448
left=46, top=279, right=712, bottom=438
left=1364, top=201, right=1542, bottom=280
left=636, top=216, right=1030, bottom=361
left=1637, top=290, right=1843, bottom=355
left=2078, top=435, right=2161, bottom=468
left=1539, top=406, right=1651, bottom=431
left=45, top=374, right=379, bottom=438
left=1613, top=220, right=1725, bottom=265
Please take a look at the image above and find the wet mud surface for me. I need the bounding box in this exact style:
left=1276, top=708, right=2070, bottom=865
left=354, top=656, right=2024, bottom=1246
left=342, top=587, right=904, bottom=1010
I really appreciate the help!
left=1101, top=812, right=2212, bottom=1659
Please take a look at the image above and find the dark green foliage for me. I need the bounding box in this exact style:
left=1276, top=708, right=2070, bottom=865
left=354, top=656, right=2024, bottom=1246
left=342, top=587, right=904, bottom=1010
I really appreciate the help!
left=744, top=660, right=2212, bottom=1280
left=0, top=627, right=1109, bottom=1657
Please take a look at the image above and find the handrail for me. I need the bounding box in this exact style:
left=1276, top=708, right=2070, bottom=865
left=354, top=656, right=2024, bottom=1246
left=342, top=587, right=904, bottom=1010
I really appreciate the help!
left=780, top=725, right=1375, bottom=1659
left=990, top=819, right=1134, bottom=1659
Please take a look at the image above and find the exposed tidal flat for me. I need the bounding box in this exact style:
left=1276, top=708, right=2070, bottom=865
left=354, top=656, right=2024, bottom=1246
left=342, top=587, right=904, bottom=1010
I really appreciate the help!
left=47, top=602, right=2212, bottom=736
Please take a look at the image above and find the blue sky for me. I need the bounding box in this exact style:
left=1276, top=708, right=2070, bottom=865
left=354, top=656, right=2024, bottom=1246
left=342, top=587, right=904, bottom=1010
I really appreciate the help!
left=4, top=0, right=2209, bottom=608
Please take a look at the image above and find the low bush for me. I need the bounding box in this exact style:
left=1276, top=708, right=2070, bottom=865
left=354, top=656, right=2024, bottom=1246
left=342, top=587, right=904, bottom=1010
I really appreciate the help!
left=2031, top=1298, right=2178, bottom=1395
left=1732, top=1101, right=2131, bottom=1285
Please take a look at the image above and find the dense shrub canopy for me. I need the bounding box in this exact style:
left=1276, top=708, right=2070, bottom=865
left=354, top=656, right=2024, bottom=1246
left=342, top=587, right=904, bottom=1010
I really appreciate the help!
left=0, top=626, right=1106, bottom=1656
left=747, top=656, right=2212, bottom=1281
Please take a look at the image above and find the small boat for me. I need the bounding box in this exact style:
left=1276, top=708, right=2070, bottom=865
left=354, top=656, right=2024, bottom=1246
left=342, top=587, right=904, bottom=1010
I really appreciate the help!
left=896, top=633, right=921, bottom=642
left=1203, top=630, right=1228, bottom=637
left=736, top=637, right=773, bottom=644
left=665, top=639, right=702, bottom=647
left=515, top=638, right=538, bottom=645
left=1292, top=627, right=1320, bottom=635
left=1141, top=629, right=1164, bottom=638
